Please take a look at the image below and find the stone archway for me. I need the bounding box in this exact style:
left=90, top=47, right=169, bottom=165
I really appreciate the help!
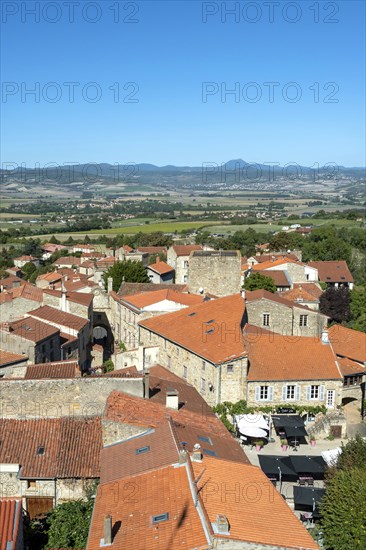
left=92, top=311, right=114, bottom=362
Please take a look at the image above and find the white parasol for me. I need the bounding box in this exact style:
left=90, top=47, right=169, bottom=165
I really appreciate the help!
left=238, top=425, right=268, bottom=438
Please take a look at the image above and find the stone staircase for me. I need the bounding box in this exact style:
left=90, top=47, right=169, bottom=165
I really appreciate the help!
left=307, top=411, right=347, bottom=439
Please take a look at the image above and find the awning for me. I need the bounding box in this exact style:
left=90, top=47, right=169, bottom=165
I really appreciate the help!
left=271, top=414, right=308, bottom=439
left=289, top=456, right=327, bottom=477
left=293, top=486, right=325, bottom=510
left=321, top=447, right=342, bottom=466
left=258, top=455, right=298, bottom=481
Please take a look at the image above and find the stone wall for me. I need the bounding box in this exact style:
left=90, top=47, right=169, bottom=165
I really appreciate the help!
left=246, top=298, right=325, bottom=338
left=0, top=297, right=40, bottom=323
left=102, top=419, right=147, bottom=446
left=43, top=293, right=91, bottom=320
left=0, top=376, right=144, bottom=419
left=139, top=327, right=247, bottom=406
left=0, top=330, right=61, bottom=364
left=188, top=251, right=242, bottom=297
left=246, top=379, right=343, bottom=408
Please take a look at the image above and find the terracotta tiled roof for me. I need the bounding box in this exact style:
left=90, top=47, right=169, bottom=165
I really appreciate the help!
left=36, top=271, right=62, bottom=283
left=14, top=255, right=36, bottom=261
left=337, top=357, right=366, bottom=376
left=148, top=260, right=174, bottom=275
left=0, top=317, right=59, bottom=343
left=0, top=282, right=43, bottom=304
left=87, top=464, right=210, bottom=550
left=255, top=253, right=300, bottom=263
left=245, top=333, right=342, bottom=381
left=139, top=294, right=246, bottom=364
left=28, top=305, right=88, bottom=332
left=193, top=458, right=318, bottom=549
left=101, top=422, right=179, bottom=484
left=0, top=276, right=25, bottom=290
left=252, top=257, right=304, bottom=271
left=120, top=289, right=204, bottom=310
left=172, top=244, right=203, bottom=256
left=259, top=270, right=291, bottom=287
left=42, top=243, right=67, bottom=252
left=279, top=284, right=321, bottom=303
left=53, top=256, right=82, bottom=266
left=308, top=261, right=354, bottom=283
left=43, top=288, right=93, bottom=307
left=0, top=417, right=102, bottom=478
left=24, top=360, right=80, bottom=379
left=136, top=246, right=167, bottom=254
left=245, top=288, right=320, bottom=313
left=328, top=324, right=366, bottom=363
left=0, top=499, right=22, bottom=550
left=118, top=282, right=188, bottom=295
left=0, top=349, right=28, bottom=367
left=105, top=391, right=248, bottom=465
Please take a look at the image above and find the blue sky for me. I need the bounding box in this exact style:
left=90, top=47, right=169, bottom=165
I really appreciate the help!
left=1, top=0, right=365, bottom=167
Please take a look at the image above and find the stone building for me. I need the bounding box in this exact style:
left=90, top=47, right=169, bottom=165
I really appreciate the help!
left=146, top=259, right=174, bottom=284
left=0, top=283, right=43, bottom=322
left=27, top=305, right=92, bottom=370
left=139, top=294, right=248, bottom=406
left=308, top=260, right=354, bottom=289
left=244, top=289, right=327, bottom=338
left=187, top=250, right=242, bottom=297
left=110, top=289, right=205, bottom=350
left=167, top=244, right=203, bottom=283
left=244, top=330, right=343, bottom=409
left=0, top=417, right=102, bottom=518
left=0, top=317, right=61, bottom=364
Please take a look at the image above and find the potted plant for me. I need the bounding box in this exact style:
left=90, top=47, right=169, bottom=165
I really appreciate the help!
left=310, top=436, right=316, bottom=447
left=281, top=438, right=288, bottom=451
left=254, top=440, right=264, bottom=452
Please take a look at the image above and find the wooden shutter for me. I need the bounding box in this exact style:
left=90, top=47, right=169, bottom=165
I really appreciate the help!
left=282, top=385, right=287, bottom=401
left=295, top=385, right=301, bottom=400
left=306, top=385, right=311, bottom=400
left=268, top=386, right=274, bottom=402
left=255, top=386, right=260, bottom=401
left=319, top=385, right=325, bottom=400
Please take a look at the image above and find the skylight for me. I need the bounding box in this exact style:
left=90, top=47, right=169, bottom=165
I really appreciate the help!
left=188, top=312, right=196, bottom=317
left=198, top=436, right=212, bottom=445
left=205, top=328, right=215, bottom=334
left=203, top=448, right=217, bottom=457
left=152, top=513, right=169, bottom=524
left=205, top=319, right=215, bottom=324
left=135, top=445, right=150, bottom=455
left=37, top=446, right=45, bottom=456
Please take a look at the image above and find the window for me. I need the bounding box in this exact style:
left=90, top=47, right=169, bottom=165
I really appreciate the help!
left=286, top=385, right=295, bottom=400
left=263, top=313, right=270, bottom=327
left=203, top=449, right=217, bottom=457
left=37, top=446, right=45, bottom=456
left=135, top=446, right=150, bottom=455
left=260, top=386, right=268, bottom=400
left=183, top=260, right=188, bottom=268
left=41, top=344, right=46, bottom=353
left=183, top=366, right=187, bottom=379
left=27, top=480, right=36, bottom=489
left=201, top=378, right=206, bottom=392
left=50, top=339, right=53, bottom=349
left=152, top=513, right=169, bottom=524
left=227, top=364, right=234, bottom=374
left=256, top=385, right=274, bottom=402
left=198, top=436, right=212, bottom=445
left=202, top=361, right=206, bottom=372
left=167, top=355, right=171, bottom=369
left=310, top=385, right=319, bottom=399
left=299, top=315, right=308, bottom=327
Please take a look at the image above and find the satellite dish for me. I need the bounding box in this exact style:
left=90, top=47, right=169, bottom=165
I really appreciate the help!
left=199, top=287, right=204, bottom=294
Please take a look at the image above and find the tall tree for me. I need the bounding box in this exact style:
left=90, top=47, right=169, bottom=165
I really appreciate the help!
left=103, top=260, right=149, bottom=292
left=243, top=272, right=276, bottom=293
left=319, top=286, right=351, bottom=323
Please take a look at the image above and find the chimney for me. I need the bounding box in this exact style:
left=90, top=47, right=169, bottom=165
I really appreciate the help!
left=101, top=515, right=112, bottom=546
left=191, top=443, right=202, bottom=462
left=107, top=277, right=113, bottom=293
left=215, top=514, right=230, bottom=535
left=241, top=289, right=246, bottom=300
left=156, top=256, right=160, bottom=263
left=143, top=370, right=150, bottom=399
left=321, top=329, right=330, bottom=344
left=60, top=281, right=67, bottom=312
left=179, top=447, right=188, bottom=464
left=166, top=388, right=179, bottom=410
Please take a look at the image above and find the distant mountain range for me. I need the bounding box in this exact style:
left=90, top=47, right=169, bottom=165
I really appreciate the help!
left=1, top=159, right=364, bottom=187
